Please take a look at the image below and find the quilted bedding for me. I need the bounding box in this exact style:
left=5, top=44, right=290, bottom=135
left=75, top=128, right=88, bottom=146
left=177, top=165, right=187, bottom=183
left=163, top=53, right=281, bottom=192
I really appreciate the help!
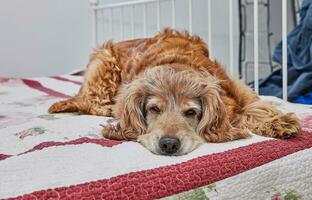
left=0, top=75, right=312, bottom=200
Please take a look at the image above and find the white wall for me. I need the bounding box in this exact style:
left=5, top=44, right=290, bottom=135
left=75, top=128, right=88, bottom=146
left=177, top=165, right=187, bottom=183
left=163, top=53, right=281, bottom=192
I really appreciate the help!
left=0, top=0, right=93, bottom=77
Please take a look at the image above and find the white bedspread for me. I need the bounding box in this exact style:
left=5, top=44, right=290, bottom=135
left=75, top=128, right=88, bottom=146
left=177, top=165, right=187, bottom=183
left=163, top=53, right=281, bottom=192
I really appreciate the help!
left=0, top=75, right=311, bottom=200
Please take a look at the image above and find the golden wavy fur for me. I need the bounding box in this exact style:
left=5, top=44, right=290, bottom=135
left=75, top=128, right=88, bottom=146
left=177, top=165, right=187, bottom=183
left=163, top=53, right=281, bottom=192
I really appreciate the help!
left=49, top=29, right=301, bottom=155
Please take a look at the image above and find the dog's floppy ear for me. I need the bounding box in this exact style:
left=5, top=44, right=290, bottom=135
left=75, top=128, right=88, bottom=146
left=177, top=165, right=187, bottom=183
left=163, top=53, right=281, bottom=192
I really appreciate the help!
left=196, top=76, right=226, bottom=135
left=113, top=78, right=147, bottom=140
left=196, top=76, right=249, bottom=142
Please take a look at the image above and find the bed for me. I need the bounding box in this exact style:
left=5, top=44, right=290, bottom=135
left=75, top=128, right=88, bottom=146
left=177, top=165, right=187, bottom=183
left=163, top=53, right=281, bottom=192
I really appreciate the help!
left=0, top=74, right=312, bottom=199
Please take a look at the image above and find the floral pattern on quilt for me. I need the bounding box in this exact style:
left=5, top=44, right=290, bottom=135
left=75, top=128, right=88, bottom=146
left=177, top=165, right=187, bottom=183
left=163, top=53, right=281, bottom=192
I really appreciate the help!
left=37, top=113, right=80, bottom=121
left=15, top=127, right=47, bottom=139
left=268, top=188, right=303, bottom=200
left=163, top=183, right=217, bottom=200
left=37, top=114, right=60, bottom=120
left=164, top=183, right=305, bottom=200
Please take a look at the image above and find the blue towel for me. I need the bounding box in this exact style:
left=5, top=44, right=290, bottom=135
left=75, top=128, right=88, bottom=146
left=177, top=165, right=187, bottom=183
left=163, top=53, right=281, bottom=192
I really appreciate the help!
left=259, top=0, right=312, bottom=104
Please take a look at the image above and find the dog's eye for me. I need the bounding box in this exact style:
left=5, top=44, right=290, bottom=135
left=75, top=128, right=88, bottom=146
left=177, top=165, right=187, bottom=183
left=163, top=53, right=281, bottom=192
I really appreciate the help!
left=184, top=109, right=197, bottom=117
left=149, top=106, right=161, bottom=114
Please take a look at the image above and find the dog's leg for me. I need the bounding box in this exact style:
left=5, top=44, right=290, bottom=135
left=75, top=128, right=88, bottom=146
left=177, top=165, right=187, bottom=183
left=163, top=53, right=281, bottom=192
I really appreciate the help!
left=241, top=101, right=301, bottom=139
left=48, top=43, right=121, bottom=117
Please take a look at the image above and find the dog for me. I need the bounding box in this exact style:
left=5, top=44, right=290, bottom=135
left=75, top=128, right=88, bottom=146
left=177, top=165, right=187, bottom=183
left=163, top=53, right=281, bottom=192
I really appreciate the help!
left=49, top=29, right=301, bottom=156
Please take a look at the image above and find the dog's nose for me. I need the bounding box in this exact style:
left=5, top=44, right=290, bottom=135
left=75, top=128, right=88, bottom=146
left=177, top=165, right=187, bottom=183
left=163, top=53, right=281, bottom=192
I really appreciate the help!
left=159, top=136, right=180, bottom=155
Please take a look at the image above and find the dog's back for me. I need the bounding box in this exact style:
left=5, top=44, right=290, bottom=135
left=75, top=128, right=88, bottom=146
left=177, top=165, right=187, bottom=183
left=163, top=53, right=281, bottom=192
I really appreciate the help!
left=107, top=29, right=214, bottom=82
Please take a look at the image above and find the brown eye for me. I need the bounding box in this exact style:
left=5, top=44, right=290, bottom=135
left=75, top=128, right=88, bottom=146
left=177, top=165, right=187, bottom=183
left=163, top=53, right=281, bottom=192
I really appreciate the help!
left=184, top=109, right=197, bottom=117
left=149, top=106, right=161, bottom=114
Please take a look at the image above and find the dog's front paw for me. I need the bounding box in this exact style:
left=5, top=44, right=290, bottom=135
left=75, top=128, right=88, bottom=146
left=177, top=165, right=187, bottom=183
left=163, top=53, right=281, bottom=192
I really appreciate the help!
left=101, top=120, right=139, bottom=141
left=101, top=121, right=123, bottom=140
left=48, top=102, right=63, bottom=113
left=48, top=99, right=78, bottom=113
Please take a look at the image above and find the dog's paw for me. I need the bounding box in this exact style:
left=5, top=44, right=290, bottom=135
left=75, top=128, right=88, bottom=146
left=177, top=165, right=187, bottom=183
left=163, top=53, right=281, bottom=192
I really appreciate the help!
left=48, top=99, right=78, bottom=113
left=277, top=113, right=301, bottom=139
left=101, top=121, right=123, bottom=140
left=48, top=102, right=64, bottom=113
left=101, top=120, right=138, bottom=141
left=259, top=113, right=301, bottom=139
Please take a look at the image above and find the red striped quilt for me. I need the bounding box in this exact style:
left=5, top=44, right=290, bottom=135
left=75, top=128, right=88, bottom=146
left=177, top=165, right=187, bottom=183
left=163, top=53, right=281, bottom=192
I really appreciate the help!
left=0, top=75, right=312, bottom=199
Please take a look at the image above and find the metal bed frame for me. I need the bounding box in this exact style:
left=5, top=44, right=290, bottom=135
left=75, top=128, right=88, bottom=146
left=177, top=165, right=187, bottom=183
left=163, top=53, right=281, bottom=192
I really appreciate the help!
left=89, top=0, right=289, bottom=101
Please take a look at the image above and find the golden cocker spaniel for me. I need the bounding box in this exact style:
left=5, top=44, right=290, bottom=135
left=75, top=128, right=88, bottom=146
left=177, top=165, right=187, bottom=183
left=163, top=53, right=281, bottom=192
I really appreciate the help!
left=49, top=29, right=301, bottom=156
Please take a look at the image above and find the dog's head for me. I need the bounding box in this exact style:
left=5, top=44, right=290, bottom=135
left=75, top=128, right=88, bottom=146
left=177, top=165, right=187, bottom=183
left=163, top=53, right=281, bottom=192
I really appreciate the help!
left=113, top=65, right=229, bottom=156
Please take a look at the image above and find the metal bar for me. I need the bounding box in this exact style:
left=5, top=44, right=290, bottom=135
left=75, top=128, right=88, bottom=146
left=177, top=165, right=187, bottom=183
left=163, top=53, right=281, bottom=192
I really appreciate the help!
left=282, top=0, right=288, bottom=100
left=171, top=0, right=176, bottom=28
left=208, top=0, right=212, bottom=54
left=91, top=8, right=98, bottom=47
left=131, top=6, right=135, bottom=38
left=95, top=0, right=161, bottom=10
left=157, top=0, right=160, bottom=31
left=254, top=0, right=259, bottom=94
left=143, top=4, right=147, bottom=37
left=120, top=8, right=124, bottom=40
left=100, top=9, right=104, bottom=43
left=109, top=8, right=113, bottom=39
left=229, top=0, right=234, bottom=75
left=188, top=0, right=193, bottom=34
left=90, top=0, right=99, bottom=47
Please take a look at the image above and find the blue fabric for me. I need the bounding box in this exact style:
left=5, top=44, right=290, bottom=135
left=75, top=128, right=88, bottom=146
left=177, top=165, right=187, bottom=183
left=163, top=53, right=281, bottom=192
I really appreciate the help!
left=259, top=0, right=312, bottom=104
left=293, top=91, right=312, bottom=104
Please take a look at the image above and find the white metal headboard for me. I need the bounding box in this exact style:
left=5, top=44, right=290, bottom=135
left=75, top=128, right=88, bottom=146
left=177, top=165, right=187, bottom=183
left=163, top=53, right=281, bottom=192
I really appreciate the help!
left=89, top=0, right=289, bottom=101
